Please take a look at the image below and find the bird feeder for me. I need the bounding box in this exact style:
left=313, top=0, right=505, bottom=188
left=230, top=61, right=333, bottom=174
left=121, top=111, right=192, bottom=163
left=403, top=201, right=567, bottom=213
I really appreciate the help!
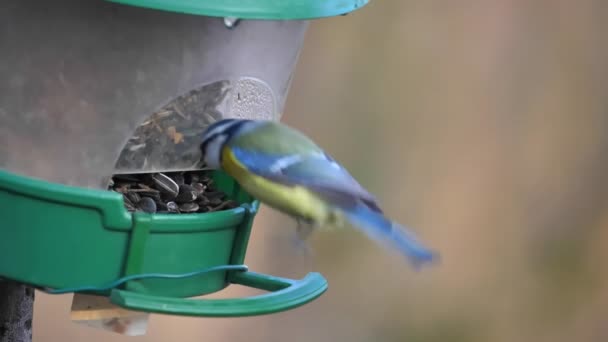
left=0, top=0, right=369, bottom=323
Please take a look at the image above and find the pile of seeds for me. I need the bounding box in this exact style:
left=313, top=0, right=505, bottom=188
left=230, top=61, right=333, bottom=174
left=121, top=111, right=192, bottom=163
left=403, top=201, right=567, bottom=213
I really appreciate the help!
left=108, top=171, right=239, bottom=214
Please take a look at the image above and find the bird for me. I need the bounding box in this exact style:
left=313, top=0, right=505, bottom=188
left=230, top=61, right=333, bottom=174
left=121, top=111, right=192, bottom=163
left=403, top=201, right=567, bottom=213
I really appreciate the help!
left=200, top=118, right=437, bottom=269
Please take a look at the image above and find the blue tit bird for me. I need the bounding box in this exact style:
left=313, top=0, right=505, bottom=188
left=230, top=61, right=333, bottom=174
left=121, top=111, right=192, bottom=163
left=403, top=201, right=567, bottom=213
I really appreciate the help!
left=200, top=119, right=437, bottom=269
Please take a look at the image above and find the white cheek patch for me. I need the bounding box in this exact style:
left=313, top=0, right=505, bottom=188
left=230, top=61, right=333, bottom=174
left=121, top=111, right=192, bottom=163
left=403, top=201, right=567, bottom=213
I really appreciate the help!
left=204, top=134, right=228, bottom=169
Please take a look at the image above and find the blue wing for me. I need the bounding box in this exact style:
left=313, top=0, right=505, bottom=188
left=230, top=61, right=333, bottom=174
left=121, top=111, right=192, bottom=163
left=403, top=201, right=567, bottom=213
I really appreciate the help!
left=230, top=146, right=437, bottom=267
left=231, top=146, right=437, bottom=267
left=230, top=146, right=382, bottom=212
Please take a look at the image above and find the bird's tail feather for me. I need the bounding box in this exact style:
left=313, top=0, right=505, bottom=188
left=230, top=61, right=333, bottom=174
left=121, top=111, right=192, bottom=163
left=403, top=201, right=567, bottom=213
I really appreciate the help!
left=341, top=204, right=438, bottom=269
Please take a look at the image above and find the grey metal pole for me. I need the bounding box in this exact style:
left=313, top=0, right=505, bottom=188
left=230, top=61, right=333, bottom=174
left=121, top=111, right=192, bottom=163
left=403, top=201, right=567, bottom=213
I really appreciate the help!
left=0, top=280, right=34, bottom=342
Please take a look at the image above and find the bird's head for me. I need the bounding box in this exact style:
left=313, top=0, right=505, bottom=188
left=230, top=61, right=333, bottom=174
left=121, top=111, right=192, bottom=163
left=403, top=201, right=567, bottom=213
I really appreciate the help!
left=200, top=118, right=261, bottom=169
left=200, top=118, right=240, bottom=169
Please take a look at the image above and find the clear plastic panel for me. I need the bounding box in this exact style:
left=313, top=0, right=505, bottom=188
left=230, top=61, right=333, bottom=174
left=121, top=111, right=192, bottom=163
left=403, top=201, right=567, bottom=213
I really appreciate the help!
left=113, top=77, right=277, bottom=175
left=0, top=0, right=308, bottom=189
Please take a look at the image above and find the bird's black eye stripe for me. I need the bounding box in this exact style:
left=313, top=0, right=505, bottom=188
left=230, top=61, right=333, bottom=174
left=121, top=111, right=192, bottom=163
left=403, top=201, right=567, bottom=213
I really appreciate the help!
left=200, top=119, right=251, bottom=156
left=199, top=133, right=218, bottom=154
left=223, top=119, right=249, bottom=137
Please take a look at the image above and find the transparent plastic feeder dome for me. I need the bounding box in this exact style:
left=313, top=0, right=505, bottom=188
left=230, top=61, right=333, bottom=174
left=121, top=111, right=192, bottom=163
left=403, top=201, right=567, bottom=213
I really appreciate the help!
left=0, top=0, right=370, bottom=189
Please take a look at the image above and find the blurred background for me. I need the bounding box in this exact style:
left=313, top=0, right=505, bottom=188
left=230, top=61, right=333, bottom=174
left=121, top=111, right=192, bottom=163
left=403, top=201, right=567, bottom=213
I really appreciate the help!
left=33, top=1, right=608, bottom=341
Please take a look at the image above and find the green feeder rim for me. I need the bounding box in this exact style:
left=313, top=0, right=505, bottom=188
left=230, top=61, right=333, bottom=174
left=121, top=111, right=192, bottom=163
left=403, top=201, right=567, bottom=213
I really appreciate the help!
left=106, top=0, right=370, bottom=20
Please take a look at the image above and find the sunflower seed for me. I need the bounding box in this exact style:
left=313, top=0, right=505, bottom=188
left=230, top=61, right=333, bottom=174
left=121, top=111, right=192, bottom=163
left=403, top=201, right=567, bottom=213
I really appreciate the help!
left=184, top=173, right=199, bottom=184
left=197, top=196, right=210, bottom=206
left=204, top=190, right=224, bottom=199
left=172, top=172, right=185, bottom=185
left=138, top=197, right=157, bottom=213
left=209, top=197, right=223, bottom=206
left=192, top=182, right=206, bottom=196
left=128, top=188, right=161, bottom=199
left=178, top=202, right=199, bottom=213
left=167, top=201, right=180, bottom=213
left=125, top=191, right=141, bottom=204
left=175, top=184, right=197, bottom=203
left=152, top=173, right=179, bottom=199
left=155, top=200, right=168, bottom=211
left=123, top=195, right=136, bottom=212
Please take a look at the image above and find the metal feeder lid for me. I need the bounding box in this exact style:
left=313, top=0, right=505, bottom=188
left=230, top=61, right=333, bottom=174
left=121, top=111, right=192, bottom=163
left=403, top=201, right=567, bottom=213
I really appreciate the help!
left=106, top=0, right=369, bottom=19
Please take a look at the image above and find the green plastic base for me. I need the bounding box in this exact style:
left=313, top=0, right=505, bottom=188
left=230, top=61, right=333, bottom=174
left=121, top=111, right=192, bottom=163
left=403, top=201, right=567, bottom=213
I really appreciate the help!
left=0, top=169, right=327, bottom=316
left=106, top=0, right=369, bottom=20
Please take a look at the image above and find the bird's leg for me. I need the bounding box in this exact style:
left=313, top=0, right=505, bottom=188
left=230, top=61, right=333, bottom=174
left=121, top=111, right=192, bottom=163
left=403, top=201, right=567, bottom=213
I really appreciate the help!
left=296, top=218, right=314, bottom=240
left=292, top=218, right=315, bottom=256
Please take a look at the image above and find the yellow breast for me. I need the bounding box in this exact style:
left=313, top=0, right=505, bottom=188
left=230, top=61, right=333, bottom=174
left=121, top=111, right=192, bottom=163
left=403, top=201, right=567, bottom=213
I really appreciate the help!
left=221, top=147, right=334, bottom=225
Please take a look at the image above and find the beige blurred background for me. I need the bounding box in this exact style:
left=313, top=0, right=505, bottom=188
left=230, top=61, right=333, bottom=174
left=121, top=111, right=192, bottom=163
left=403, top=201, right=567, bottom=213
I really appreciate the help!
left=33, top=1, right=608, bottom=341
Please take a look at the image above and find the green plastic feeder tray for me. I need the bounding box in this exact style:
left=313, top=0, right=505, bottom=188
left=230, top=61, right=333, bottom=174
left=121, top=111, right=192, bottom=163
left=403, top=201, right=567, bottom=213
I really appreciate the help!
left=0, top=169, right=327, bottom=317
